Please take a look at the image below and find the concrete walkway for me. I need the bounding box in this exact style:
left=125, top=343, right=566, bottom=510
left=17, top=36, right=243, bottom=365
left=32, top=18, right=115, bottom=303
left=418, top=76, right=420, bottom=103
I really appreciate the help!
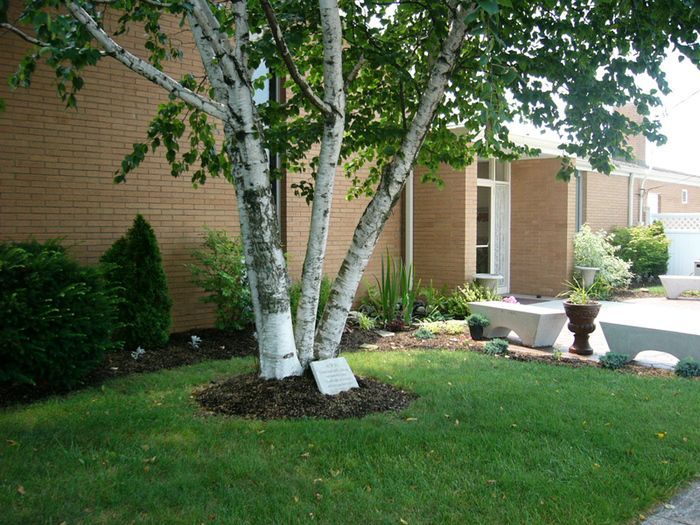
left=512, top=296, right=700, bottom=368
left=641, top=480, right=700, bottom=525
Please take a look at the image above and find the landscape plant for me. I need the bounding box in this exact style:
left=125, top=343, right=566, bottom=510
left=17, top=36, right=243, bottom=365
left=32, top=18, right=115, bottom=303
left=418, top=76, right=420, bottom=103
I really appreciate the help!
left=356, top=312, right=376, bottom=331
left=3, top=0, right=697, bottom=379
left=413, top=326, right=435, bottom=340
left=365, top=252, right=419, bottom=327
left=0, top=240, right=120, bottom=387
left=675, top=358, right=700, bottom=379
left=573, top=225, right=632, bottom=290
left=189, top=228, right=254, bottom=331
left=483, top=338, right=509, bottom=356
left=610, top=222, right=670, bottom=282
left=599, top=352, right=631, bottom=370
left=101, top=214, right=172, bottom=350
left=445, top=282, right=500, bottom=319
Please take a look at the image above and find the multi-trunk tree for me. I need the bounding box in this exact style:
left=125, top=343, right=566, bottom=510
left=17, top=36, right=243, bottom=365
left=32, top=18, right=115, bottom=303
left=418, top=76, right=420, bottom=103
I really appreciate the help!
left=2, top=0, right=698, bottom=378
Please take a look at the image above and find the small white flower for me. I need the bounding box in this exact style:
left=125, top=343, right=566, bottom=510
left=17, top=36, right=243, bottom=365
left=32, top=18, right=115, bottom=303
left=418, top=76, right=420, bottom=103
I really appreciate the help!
left=189, top=335, right=202, bottom=349
left=131, top=346, right=146, bottom=360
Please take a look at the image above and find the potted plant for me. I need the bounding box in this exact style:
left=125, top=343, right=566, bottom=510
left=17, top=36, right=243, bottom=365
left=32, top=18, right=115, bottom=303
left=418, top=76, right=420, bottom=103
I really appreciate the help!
left=559, top=278, right=601, bottom=356
left=466, top=313, right=490, bottom=340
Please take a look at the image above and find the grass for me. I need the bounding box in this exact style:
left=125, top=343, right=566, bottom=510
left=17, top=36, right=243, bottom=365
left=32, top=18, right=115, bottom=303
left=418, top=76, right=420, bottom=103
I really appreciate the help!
left=632, top=285, right=700, bottom=298
left=1, top=351, right=699, bottom=524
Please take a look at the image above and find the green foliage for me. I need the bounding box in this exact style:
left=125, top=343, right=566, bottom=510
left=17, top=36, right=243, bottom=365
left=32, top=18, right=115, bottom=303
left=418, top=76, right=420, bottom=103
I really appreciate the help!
left=0, top=240, right=119, bottom=387
left=483, top=338, right=509, bottom=356
left=599, top=352, right=631, bottom=370
left=610, top=222, right=670, bottom=282
left=559, top=277, right=597, bottom=304
left=445, top=282, right=500, bottom=319
left=290, top=275, right=333, bottom=325
left=466, top=313, right=491, bottom=328
left=675, top=358, right=700, bottom=379
left=574, top=225, right=632, bottom=290
left=419, top=320, right=467, bottom=335
left=357, top=313, right=377, bottom=332
left=189, top=228, right=253, bottom=331
left=413, top=326, right=435, bottom=340
left=101, top=215, right=172, bottom=350
left=365, top=252, right=419, bottom=326
left=4, top=1, right=696, bottom=200
left=417, top=281, right=450, bottom=321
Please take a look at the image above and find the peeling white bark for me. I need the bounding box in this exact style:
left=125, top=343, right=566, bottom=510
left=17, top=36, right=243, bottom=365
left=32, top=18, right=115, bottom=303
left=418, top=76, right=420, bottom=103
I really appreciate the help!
left=66, top=2, right=226, bottom=121
left=314, top=3, right=469, bottom=359
left=294, top=0, right=345, bottom=366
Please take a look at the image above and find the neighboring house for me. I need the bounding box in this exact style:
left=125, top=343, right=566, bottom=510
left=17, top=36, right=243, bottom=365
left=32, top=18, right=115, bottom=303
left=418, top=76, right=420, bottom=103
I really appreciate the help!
left=2, top=26, right=699, bottom=332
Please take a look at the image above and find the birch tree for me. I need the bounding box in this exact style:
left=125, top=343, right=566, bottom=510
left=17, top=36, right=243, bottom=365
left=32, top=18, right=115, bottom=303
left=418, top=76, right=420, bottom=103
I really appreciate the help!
left=2, top=0, right=698, bottom=378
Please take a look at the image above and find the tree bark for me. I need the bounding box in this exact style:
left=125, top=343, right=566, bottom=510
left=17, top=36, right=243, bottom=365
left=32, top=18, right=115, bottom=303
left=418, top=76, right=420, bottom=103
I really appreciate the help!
left=314, top=3, right=469, bottom=359
left=294, top=0, right=345, bottom=366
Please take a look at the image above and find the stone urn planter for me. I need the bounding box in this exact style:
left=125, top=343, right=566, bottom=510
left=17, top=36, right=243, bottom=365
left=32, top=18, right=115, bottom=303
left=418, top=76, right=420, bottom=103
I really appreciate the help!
left=563, top=301, right=601, bottom=356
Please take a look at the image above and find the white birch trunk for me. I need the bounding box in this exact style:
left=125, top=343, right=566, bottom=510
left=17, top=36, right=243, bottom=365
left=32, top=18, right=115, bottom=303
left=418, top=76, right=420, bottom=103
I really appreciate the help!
left=294, top=0, right=345, bottom=366
left=314, top=4, right=469, bottom=359
left=191, top=0, right=302, bottom=378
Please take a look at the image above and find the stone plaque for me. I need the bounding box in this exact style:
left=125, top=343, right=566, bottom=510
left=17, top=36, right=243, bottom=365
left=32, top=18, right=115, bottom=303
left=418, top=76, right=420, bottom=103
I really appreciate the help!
left=310, top=357, right=359, bottom=396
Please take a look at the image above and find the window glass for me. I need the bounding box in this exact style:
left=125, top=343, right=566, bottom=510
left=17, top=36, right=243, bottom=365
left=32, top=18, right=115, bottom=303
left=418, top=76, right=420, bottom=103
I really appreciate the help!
left=477, top=161, right=490, bottom=179
left=494, top=160, right=509, bottom=182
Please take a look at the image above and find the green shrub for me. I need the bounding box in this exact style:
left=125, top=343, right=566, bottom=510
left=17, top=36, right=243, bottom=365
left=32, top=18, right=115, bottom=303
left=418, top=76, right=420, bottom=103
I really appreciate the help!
left=413, top=326, right=435, bottom=340
left=101, top=215, right=172, bottom=349
left=610, top=222, right=670, bottom=282
left=466, top=313, right=490, bottom=328
left=357, top=312, right=377, bottom=331
left=574, top=224, right=632, bottom=290
left=483, top=338, right=509, bottom=356
left=675, top=358, right=700, bottom=378
left=189, top=228, right=253, bottom=331
left=0, top=240, right=120, bottom=387
left=445, top=282, right=500, bottom=319
left=290, top=275, right=333, bottom=324
left=419, top=320, right=466, bottom=335
left=599, top=352, right=630, bottom=370
left=417, top=281, right=450, bottom=321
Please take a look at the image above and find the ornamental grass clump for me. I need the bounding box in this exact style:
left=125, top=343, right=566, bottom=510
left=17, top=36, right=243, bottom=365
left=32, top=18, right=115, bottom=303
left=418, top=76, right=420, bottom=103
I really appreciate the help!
left=0, top=240, right=120, bottom=387
left=101, top=214, right=172, bottom=350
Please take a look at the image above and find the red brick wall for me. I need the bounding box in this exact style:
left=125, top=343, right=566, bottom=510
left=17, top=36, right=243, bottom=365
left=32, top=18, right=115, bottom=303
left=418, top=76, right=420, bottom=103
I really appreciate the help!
left=583, top=171, right=630, bottom=232
left=510, top=158, right=576, bottom=296
left=413, top=164, right=476, bottom=290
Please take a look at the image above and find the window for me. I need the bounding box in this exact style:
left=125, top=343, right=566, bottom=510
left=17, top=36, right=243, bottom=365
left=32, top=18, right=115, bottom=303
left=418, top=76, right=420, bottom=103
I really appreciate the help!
left=682, top=189, right=689, bottom=205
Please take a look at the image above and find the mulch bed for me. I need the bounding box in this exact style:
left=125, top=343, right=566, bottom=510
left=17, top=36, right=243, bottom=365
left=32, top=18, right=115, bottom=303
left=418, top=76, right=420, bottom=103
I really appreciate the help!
left=2, top=322, right=680, bottom=413
left=340, top=327, right=474, bottom=352
left=0, top=327, right=256, bottom=409
left=194, top=372, right=417, bottom=420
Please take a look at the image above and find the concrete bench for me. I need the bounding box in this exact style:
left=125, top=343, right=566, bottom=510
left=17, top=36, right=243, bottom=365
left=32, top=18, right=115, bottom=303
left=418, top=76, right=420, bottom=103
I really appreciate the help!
left=659, top=275, right=700, bottom=299
left=468, top=301, right=567, bottom=348
left=600, top=320, right=700, bottom=362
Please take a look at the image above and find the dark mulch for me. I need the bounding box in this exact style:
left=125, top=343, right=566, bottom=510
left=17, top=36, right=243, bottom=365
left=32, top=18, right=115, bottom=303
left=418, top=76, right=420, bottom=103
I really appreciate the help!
left=194, top=372, right=417, bottom=420
left=340, top=327, right=474, bottom=352
left=0, top=327, right=257, bottom=408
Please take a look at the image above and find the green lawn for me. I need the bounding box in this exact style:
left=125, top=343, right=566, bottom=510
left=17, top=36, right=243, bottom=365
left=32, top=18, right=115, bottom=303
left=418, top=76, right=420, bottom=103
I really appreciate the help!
left=1, top=351, right=698, bottom=524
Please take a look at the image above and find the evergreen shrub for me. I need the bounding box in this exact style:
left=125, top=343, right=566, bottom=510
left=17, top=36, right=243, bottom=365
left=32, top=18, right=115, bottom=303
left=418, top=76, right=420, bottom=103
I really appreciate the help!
left=0, top=240, right=120, bottom=387
left=101, top=214, right=172, bottom=349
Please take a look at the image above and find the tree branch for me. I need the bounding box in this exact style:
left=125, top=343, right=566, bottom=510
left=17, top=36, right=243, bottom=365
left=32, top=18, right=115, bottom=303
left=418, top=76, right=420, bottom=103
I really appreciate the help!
left=0, top=22, right=48, bottom=47
left=65, top=2, right=227, bottom=121
left=260, top=0, right=333, bottom=117
left=343, top=55, right=366, bottom=91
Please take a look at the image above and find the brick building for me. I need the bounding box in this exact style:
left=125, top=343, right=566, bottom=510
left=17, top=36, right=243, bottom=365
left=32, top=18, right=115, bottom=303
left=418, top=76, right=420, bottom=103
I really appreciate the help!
left=2, top=24, right=699, bottom=332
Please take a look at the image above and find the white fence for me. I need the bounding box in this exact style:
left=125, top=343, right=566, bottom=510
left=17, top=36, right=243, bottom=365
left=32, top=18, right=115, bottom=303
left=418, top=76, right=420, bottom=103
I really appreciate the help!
left=650, top=213, right=700, bottom=276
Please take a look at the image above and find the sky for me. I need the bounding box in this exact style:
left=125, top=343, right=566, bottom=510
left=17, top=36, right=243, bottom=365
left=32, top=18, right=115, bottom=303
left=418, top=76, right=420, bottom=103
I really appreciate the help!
left=646, top=52, right=700, bottom=174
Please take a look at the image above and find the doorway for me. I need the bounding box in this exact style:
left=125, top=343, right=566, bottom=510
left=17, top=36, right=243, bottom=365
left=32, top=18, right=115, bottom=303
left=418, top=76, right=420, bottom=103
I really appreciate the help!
left=476, top=160, right=511, bottom=294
